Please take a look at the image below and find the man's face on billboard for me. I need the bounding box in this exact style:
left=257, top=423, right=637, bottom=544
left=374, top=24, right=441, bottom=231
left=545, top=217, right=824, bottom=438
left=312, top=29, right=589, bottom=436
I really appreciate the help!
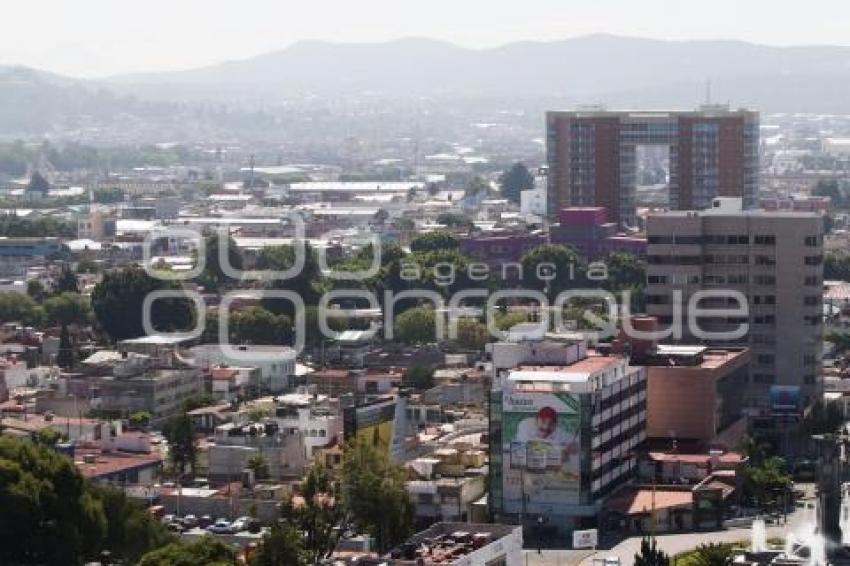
left=536, top=408, right=557, bottom=438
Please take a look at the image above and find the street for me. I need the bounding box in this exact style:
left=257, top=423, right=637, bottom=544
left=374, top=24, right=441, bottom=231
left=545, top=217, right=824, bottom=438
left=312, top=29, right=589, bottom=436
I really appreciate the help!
left=523, top=484, right=817, bottom=566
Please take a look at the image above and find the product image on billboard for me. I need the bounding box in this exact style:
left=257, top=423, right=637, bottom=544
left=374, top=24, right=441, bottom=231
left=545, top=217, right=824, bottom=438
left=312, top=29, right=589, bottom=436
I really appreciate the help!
left=501, top=391, right=581, bottom=512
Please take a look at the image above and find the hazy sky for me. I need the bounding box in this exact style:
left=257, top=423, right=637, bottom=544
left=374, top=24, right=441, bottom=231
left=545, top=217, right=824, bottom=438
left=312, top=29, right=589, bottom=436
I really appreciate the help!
left=5, top=0, right=850, bottom=77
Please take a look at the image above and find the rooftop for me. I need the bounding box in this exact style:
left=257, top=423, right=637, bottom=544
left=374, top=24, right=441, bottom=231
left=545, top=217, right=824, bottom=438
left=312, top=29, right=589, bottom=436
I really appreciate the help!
left=74, top=448, right=162, bottom=480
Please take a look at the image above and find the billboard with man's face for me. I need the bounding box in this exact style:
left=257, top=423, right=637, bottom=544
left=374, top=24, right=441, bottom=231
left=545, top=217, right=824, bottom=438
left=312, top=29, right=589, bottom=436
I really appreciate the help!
left=501, top=391, right=581, bottom=512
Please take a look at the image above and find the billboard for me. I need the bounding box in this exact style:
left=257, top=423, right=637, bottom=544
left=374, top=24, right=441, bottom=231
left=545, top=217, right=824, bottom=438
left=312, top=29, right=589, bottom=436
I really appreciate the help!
left=769, top=385, right=801, bottom=418
left=343, top=396, right=408, bottom=462
left=501, top=391, right=581, bottom=513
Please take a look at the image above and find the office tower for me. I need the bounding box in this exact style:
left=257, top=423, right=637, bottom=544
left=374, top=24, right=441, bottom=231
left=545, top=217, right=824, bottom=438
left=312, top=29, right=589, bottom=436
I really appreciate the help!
left=546, top=105, right=759, bottom=226
left=486, top=334, right=646, bottom=533
left=644, top=198, right=823, bottom=410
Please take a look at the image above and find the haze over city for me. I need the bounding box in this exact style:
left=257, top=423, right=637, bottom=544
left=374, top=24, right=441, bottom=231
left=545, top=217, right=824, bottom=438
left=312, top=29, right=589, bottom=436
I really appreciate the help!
left=3, top=0, right=850, bottom=77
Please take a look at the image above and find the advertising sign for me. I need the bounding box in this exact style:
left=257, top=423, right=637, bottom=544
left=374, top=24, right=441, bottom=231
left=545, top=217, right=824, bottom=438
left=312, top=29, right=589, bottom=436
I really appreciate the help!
left=573, top=528, right=598, bottom=549
left=769, top=385, right=801, bottom=417
left=501, top=391, right=581, bottom=512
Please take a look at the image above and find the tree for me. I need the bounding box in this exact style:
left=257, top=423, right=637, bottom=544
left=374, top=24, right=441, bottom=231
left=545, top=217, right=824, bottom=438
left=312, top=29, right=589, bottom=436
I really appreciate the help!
left=0, top=437, right=107, bottom=565
left=689, top=543, right=735, bottom=566
left=635, top=537, right=670, bottom=566
left=404, top=365, right=435, bottom=390
left=499, top=162, right=534, bottom=204
left=26, top=171, right=50, bottom=195
left=44, top=292, right=91, bottom=326
left=410, top=231, right=459, bottom=253
left=278, top=462, right=339, bottom=562
left=743, top=456, right=792, bottom=509
left=128, top=411, right=152, bottom=429
left=250, top=522, right=309, bottom=566
left=0, top=291, right=43, bottom=325
left=455, top=318, right=490, bottom=350
left=138, top=536, right=237, bottom=566
left=464, top=176, right=491, bottom=199
left=55, top=266, right=78, bottom=294
left=93, top=485, right=173, bottom=564
left=521, top=244, right=585, bottom=298
left=91, top=266, right=194, bottom=342
left=196, top=233, right=242, bottom=291
left=341, top=438, right=414, bottom=552
left=230, top=306, right=293, bottom=345
left=162, top=413, right=197, bottom=477
left=26, top=279, right=46, bottom=302
left=604, top=252, right=646, bottom=291
left=436, top=212, right=473, bottom=231
left=246, top=453, right=270, bottom=480
left=57, top=324, right=75, bottom=369
left=394, top=306, right=437, bottom=344
left=259, top=244, right=324, bottom=311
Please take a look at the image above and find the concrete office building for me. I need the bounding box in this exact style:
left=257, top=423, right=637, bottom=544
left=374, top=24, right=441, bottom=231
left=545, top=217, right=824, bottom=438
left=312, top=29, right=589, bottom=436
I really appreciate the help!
left=546, top=105, right=759, bottom=226
left=644, top=197, right=824, bottom=410
left=488, top=337, right=647, bottom=533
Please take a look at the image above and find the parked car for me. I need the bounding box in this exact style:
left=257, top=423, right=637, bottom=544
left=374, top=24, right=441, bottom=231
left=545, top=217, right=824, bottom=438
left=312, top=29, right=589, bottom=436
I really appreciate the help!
left=166, top=522, right=185, bottom=534
left=198, top=515, right=214, bottom=528
left=207, top=519, right=234, bottom=534
left=230, top=516, right=252, bottom=532
left=161, top=514, right=177, bottom=525
left=181, top=515, right=198, bottom=528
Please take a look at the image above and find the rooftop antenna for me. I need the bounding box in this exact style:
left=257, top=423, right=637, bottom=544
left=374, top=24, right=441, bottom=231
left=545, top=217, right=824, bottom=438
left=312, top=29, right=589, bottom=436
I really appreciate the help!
left=705, top=78, right=712, bottom=105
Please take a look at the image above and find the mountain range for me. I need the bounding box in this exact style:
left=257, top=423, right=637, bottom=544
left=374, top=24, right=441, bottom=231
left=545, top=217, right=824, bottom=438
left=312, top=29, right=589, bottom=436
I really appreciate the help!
left=4, top=34, right=850, bottom=136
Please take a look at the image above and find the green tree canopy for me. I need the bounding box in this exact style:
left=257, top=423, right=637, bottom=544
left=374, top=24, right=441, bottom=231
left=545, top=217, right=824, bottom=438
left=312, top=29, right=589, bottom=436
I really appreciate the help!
left=455, top=318, right=490, bottom=351
left=410, top=231, right=459, bottom=253
left=162, top=413, right=197, bottom=477
left=44, top=292, right=91, bottom=326
left=499, top=162, right=534, bottom=204
left=54, top=265, right=79, bottom=294
left=403, top=365, right=435, bottom=390
left=0, top=291, right=43, bottom=325
left=196, top=233, right=243, bottom=291
left=341, top=438, right=413, bottom=552
left=138, top=536, right=237, bottom=566
left=394, top=306, right=437, bottom=345
left=57, top=323, right=75, bottom=369
left=0, top=437, right=170, bottom=565
left=91, top=266, right=194, bottom=342
left=230, top=306, right=293, bottom=345
left=249, top=522, right=309, bottom=566
left=521, top=244, right=585, bottom=298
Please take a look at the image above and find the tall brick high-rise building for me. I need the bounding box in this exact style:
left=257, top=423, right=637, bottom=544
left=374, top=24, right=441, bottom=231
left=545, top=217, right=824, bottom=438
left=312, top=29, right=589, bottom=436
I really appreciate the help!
left=546, top=105, right=759, bottom=226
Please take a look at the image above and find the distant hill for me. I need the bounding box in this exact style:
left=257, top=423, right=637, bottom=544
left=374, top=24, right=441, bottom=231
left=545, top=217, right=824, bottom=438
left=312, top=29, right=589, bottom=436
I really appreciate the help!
left=5, top=34, right=850, bottom=137
left=106, top=34, right=850, bottom=111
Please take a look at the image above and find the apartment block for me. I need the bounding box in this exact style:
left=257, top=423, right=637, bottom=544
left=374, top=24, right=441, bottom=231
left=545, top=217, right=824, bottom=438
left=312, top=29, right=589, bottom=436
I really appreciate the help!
left=546, top=105, right=759, bottom=226
left=644, top=197, right=824, bottom=409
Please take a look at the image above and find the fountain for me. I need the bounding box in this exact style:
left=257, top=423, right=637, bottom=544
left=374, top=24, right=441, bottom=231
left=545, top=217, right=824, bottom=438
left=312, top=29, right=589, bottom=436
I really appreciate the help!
left=752, top=518, right=769, bottom=553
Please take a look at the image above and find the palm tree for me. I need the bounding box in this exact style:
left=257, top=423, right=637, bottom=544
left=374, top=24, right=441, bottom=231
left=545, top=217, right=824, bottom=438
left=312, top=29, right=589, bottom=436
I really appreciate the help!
left=690, top=543, right=735, bottom=566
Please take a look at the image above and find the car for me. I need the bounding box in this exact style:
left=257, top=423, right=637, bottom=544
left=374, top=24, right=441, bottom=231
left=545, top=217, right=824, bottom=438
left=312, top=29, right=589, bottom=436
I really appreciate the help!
left=230, top=516, right=252, bottom=532
left=198, top=515, right=214, bottom=528
left=166, top=522, right=185, bottom=534
left=161, top=514, right=177, bottom=525
left=181, top=514, right=198, bottom=528
left=207, top=519, right=233, bottom=534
